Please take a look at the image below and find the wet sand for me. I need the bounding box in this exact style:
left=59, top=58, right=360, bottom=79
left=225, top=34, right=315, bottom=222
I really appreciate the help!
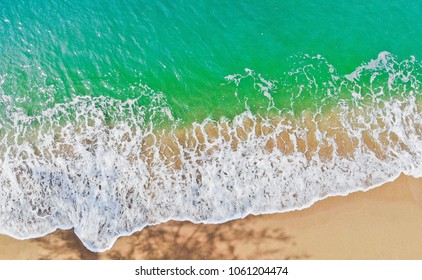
left=0, top=174, right=420, bottom=260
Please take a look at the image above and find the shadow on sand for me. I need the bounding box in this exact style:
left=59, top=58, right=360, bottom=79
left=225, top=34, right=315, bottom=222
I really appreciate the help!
left=32, top=216, right=309, bottom=260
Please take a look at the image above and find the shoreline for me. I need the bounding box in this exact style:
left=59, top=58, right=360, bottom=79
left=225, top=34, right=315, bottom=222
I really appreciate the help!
left=1, top=174, right=421, bottom=259
left=0, top=92, right=420, bottom=252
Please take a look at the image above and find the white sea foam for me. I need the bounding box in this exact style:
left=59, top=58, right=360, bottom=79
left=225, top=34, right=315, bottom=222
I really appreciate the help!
left=0, top=52, right=421, bottom=251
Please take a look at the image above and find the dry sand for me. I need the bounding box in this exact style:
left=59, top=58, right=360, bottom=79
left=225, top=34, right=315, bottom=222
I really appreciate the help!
left=0, top=174, right=420, bottom=260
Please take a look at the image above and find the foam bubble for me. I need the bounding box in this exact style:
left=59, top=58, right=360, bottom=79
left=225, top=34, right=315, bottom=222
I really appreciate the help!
left=0, top=52, right=421, bottom=251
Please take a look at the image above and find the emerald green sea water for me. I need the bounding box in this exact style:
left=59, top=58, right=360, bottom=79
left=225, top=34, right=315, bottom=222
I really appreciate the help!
left=1, top=0, right=421, bottom=122
left=0, top=1, right=421, bottom=251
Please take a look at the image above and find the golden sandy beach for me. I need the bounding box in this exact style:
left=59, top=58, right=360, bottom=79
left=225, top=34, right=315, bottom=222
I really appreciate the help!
left=0, top=174, right=420, bottom=260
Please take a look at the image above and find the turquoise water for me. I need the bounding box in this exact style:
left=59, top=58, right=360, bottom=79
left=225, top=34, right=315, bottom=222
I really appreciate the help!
left=1, top=0, right=421, bottom=121
left=0, top=1, right=421, bottom=251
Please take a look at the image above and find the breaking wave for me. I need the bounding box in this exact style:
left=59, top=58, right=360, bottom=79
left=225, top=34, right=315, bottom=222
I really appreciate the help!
left=0, top=52, right=421, bottom=251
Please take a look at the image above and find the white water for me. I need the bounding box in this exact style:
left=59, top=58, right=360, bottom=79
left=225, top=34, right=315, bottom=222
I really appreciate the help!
left=0, top=52, right=421, bottom=251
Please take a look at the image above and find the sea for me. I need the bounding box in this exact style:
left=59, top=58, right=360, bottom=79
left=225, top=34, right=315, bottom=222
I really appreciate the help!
left=0, top=0, right=421, bottom=251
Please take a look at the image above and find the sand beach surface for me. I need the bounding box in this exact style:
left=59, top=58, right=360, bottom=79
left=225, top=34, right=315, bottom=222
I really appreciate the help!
left=0, top=174, right=420, bottom=260
left=1, top=0, right=421, bottom=263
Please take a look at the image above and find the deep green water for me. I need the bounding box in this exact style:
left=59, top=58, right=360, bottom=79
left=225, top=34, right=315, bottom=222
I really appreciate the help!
left=1, top=0, right=421, bottom=123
